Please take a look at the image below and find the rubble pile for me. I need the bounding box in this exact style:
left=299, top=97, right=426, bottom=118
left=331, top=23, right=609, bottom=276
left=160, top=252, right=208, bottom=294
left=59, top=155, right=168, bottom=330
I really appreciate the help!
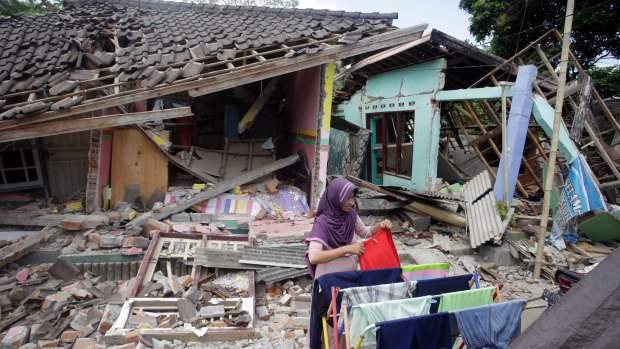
left=0, top=165, right=617, bottom=349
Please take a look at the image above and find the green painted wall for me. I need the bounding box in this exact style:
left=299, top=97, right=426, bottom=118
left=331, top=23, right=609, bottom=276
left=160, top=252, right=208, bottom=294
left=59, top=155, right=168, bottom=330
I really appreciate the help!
left=332, top=58, right=447, bottom=192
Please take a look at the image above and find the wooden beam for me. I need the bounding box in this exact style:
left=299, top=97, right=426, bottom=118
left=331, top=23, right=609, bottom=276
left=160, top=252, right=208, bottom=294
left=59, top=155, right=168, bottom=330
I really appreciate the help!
left=0, top=108, right=192, bottom=142
left=334, top=34, right=431, bottom=80
left=188, top=24, right=428, bottom=97
left=0, top=24, right=427, bottom=132
left=570, top=75, right=593, bottom=142
left=238, top=77, right=279, bottom=133
left=125, top=153, right=301, bottom=228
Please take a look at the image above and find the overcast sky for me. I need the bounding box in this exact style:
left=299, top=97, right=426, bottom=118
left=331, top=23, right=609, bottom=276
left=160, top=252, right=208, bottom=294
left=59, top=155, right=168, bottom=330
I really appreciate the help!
left=298, top=0, right=476, bottom=43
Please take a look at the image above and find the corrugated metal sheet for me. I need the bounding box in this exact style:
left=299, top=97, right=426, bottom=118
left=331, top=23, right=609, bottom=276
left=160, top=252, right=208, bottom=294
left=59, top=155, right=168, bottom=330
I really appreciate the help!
left=462, top=170, right=493, bottom=204
left=466, top=192, right=504, bottom=248
left=256, top=267, right=309, bottom=284
left=73, top=261, right=141, bottom=281
left=239, top=245, right=306, bottom=269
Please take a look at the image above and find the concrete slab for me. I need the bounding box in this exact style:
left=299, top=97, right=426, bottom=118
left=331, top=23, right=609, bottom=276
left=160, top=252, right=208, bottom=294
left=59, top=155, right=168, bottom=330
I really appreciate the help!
left=479, top=242, right=520, bottom=266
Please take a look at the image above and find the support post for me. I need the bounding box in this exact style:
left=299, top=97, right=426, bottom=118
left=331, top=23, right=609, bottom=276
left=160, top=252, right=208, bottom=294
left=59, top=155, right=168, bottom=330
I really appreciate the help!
left=501, top=83, right=509, bottom=204
left=535, top=0, right=575, bottom=279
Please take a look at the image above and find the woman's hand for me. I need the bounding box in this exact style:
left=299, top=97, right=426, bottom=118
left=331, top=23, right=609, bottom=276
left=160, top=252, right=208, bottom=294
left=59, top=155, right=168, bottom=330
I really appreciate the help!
left=347, top=243, right=365, bottom=256
left=379, top=219, right=392, bottom=230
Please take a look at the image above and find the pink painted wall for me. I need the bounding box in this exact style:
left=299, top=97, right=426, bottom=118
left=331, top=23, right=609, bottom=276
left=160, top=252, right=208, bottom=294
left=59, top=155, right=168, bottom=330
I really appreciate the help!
left=284, top=66, right=321, bottom=204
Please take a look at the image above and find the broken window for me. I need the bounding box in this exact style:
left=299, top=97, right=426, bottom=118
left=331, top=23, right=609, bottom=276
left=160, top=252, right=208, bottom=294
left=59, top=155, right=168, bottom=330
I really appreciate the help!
left=367, top=111, right=415, bottom=183
left=0, top=141, right=43, bottom=191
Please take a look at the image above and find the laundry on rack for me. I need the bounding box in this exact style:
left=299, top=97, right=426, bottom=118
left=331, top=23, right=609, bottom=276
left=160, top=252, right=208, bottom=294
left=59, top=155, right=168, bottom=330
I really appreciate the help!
left=402, top=262, right=451, bottom=281
left=455, top=299, right=526, bottom=349
left=309, top=267, right=403, bottom=349
left=437, top=286, right=495, bottom=313
left=340, top=281, right=415, bottom=325
left=375, top=312, right=453, bottom=349
left=349, top=295, right=433, bottom=347
left=415, top=274, right=473, bottom=297
left=359, top=228, right=401, bottom=270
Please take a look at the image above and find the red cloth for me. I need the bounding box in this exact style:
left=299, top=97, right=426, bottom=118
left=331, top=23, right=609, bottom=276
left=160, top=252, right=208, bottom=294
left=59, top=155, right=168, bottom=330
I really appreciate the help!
left=359, top=228, right=401, bottom=270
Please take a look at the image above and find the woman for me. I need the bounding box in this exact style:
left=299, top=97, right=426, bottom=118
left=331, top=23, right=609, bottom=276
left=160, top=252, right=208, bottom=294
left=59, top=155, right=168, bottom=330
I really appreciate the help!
left=305, top=177, right=392, bottom=280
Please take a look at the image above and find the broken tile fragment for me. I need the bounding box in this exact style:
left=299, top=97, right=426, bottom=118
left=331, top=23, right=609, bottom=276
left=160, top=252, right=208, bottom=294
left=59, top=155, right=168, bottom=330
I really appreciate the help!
left=1, top=326, right=29, bottom=348
left=41, top=291, right=70, bottom=310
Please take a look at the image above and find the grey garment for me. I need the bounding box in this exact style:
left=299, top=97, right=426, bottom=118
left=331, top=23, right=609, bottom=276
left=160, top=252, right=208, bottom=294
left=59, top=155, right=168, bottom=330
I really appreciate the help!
left=455, top=300, right=526, bottom=349
left=340, top=281, right=416, bottom=328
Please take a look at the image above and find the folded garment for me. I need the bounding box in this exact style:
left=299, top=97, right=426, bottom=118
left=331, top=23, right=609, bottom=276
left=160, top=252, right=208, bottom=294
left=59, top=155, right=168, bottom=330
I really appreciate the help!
left=455, top=300, right=526, bottom=349
left=438, top=287, right=495, bottom=313
left=376, top=312, right=453, bottom=349
left=402, top=263, right=451, bottom=281
left=349, top=295, right=433, bottom=347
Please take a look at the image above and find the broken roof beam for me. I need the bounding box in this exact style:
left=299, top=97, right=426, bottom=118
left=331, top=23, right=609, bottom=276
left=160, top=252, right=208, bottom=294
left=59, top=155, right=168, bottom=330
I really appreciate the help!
left=334, top=33, right=431, bottom=80
left=136, top=125, right=219, bottom=184
left=0, top=107, right=192, bottom=142
left=126, top=153, right=300, bottom=229
left=237, top=76, right=279, bottom=134
left=0, top=24, right=428, bottom=132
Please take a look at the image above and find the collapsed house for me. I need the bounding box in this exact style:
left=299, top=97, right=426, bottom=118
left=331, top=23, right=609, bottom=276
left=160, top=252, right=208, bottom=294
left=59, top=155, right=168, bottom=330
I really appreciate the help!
left=329, top=28, right=620, bottom=248
left=0, top=0, right=619, bottom=348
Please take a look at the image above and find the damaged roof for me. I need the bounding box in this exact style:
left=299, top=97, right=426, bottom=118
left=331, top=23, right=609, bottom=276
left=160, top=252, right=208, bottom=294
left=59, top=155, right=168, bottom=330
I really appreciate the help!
left=0, top=0, right=400, bottom=120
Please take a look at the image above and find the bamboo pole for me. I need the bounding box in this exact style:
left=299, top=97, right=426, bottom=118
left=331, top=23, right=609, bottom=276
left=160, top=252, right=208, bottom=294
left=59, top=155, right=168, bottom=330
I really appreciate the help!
left=535, top=0, right=575, bottom=279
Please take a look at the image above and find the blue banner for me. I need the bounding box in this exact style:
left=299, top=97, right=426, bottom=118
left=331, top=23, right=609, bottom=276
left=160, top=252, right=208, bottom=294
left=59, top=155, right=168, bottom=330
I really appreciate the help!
left=550, top=154, right=606, bottom=248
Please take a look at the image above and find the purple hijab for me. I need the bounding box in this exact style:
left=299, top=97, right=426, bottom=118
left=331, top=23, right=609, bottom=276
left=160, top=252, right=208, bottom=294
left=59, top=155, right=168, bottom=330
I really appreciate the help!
left=305, top=177, right=358, bottom=278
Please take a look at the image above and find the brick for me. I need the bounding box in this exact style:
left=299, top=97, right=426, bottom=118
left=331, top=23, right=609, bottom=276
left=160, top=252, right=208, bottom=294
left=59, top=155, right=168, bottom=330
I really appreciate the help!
left=73, top=338, right=96, bottom=349
left=97, top=304, right=122, bottom=334
left=70, top=312, right=89, bottom=331
left=60, top=330, right=78, bottom=342
left=124, top=330, right=139, bottom=343
left=76, top=324, right=95, bottom=338
left=88, top=232, right=101, bottom=246
left=41, top=291, right=70, bottom=310
left=256, top=305, right=270, bottom=320
left=279, top=294, right=292, bottom=306
left=37, top=339, right=60, bottom=348
left=62, top=217, right=84, bottom=230
left=265, top=182, right=278, bottom=194
left=122, top=236, right=150, bottom=249
left=144, top=219, right=171, bottom=238
left=288, top=285, right=303, bottom=296
left=1, top=326, right=29, bottom=348
left=99, top=234, right=124, bottom=248
left=288, top=316, right=310, bottom=329
left=113, top=344, right=136, bottom=349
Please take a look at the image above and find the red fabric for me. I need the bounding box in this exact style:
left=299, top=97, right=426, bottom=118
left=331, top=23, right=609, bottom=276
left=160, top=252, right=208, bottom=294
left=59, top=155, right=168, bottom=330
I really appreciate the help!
left=359, top=228, right=401, bottom=270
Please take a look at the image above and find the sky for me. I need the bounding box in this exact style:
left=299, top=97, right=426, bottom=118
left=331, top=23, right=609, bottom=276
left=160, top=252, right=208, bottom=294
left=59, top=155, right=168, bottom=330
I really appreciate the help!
left=298, top=0, right=476, bottom=44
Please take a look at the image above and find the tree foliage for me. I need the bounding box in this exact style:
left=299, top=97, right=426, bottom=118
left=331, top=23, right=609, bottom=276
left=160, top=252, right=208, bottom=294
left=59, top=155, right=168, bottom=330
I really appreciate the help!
left=589, top=65, right=620, bottom=100
left=459, top=0, right=620, bottom=69
left=0, top=0, right=61, bottom=16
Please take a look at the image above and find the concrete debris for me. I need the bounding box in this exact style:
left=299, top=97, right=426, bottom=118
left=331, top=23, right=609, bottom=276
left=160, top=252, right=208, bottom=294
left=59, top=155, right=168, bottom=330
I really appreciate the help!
left=0, top=139, right=615, bottom=349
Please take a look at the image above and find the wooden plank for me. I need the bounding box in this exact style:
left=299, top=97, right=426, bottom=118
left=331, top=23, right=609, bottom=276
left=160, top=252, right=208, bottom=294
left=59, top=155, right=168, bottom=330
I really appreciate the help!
left=126, top=153, right=300, bottom=228
left=111, top=129, right=168, bottom=207
left=0, top=108, right=192, bottom=142
left=334, top=34, right=431, bottom=80
left=0, top=25, right=427, bottom=132
left=238, top=77, right=279, bottom=133
left=136, top=126, right=219, bottom=184
left=570, top=75, right=593, bottom=142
